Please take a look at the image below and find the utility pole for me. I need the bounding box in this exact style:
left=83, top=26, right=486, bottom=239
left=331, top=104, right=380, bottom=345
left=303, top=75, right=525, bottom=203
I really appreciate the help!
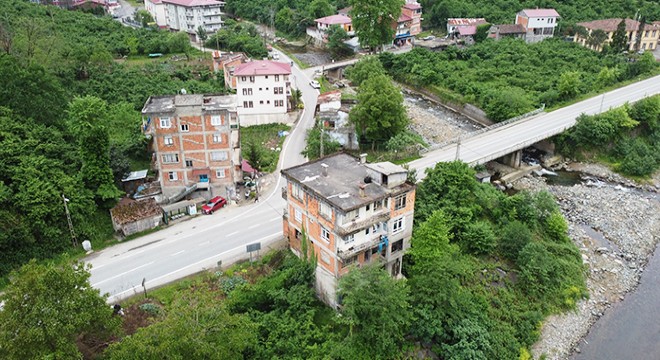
left=455, top=134, right=461, bottom=161
left=599, top=94, right=605, bottom=113
left=62, top=195, right=78, bottom=248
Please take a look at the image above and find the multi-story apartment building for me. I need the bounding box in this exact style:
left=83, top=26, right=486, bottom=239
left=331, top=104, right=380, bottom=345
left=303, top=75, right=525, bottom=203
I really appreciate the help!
left=307, top=14, right=355, bottom=45
left=144, top=0, right=167, bottom=28
left=235, top=60, right=292, bottom=126
left=162, top=0, right=224, bottom=41
left=211, top=51, right=248, bottom=90
left=515, top=8, right=560, bottom=43
left=281, top=153, right=416, bottom=307
left=574, top=19, right=660, bottom=52
left=141, top=94, right=241, bottom=201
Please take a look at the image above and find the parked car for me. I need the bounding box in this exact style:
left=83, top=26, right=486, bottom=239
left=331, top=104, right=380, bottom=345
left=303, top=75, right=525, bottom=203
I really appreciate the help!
left=202, top=196, right=227, bottom=214
left=421, top=35, right=435, bottom=41
left=310, top=80, right=321, bottom=89
left=272, top=53, right=280, bottom=60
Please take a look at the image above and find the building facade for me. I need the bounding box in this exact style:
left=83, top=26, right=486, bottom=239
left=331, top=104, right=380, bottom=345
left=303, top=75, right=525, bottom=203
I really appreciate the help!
left=281, top=153, right=416, bottom=307
left=144, top=0, right=167, bottom=28
left=141, top=94, right=241, bottom=202
left=401, top=1, right=422, bottom=36
left=447, top=18, right=488, bottom=35
left=235, top=60, right=292, bottom=126
left=573, top=18, right=660, bottom=52
left=515, top=8, right=560, bottom=43
left=211, top=51, right=248, bottom=90
left=162, top=0, right=224, bottom=41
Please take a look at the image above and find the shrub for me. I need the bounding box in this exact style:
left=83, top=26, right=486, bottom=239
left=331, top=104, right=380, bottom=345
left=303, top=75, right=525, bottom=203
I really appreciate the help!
left=498, top=221, right=532, bottom=261
left=461, top=220, right=497, bottom=255
left=220, top=275, right=248, bottom=294
left=139, top=303, right=162, bottom=316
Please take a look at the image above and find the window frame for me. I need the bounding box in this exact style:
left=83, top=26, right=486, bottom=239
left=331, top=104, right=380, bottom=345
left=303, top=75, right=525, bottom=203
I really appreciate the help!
left=394, top=194, right=407, bottom=210
left=180, top=124, right=190, bottom=132
left=392, top=217, right=404, bottom=234
left=168, top=171, right=178, bottom=181
left=210, top=115, right=222, bottom=126
left=162, top=153, right=179, bottom=163
left=159, top=117, right=171, bottom=128
left=164, top=136, right=174, bottom=146
left=321, top=227, right=330, bottom=242
left=216, top=169, right=225, bottom=178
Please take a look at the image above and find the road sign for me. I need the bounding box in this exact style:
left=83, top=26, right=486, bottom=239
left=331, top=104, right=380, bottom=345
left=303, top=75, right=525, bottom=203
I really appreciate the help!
left=246, top=243, right=261, bottom=253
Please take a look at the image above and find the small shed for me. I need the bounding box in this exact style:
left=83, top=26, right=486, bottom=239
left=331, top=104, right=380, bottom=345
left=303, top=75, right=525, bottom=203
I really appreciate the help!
left=121, top=170, right=149, bottom=195
left=110, top=197, right=163, bottom=236
left=161, top=197, right=206, bottom=223
left=475, top=171, right=492, bottom=183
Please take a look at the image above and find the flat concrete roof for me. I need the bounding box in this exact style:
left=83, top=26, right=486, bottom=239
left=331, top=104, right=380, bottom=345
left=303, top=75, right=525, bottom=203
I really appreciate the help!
left=142, top=94, right=237, bottom=114
left=365, top=162, right=407, bottom=176
left=282, top=153, right=411, bottom=212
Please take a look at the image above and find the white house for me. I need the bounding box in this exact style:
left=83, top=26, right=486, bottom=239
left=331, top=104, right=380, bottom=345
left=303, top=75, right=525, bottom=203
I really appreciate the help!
left=144, top=0, right=167, bottom=28
left=515, top=8, right=560, bottom=43
left=162, top=0, right=224, bottom=41
left=235, top=60, right=292, bottom=126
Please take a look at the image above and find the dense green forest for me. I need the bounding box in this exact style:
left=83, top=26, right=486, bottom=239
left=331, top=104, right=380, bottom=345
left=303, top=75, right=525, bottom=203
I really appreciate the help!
left=558, top=95, right=660, bottom=177
left=0, top=161, right=587, bottom=359
left=378, top=39, right=658, bottom=121
left=0, top=1, right=224, bottom=281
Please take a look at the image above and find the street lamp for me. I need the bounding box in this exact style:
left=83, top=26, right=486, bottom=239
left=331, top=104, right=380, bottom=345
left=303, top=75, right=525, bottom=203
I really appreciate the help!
left=62, top=195, right=79, bottom=248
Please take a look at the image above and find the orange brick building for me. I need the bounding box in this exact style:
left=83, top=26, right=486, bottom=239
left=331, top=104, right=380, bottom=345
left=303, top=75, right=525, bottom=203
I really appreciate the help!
left=281, top=153, right=416, bottom=307
left=141, top=94, right=241, bottom=201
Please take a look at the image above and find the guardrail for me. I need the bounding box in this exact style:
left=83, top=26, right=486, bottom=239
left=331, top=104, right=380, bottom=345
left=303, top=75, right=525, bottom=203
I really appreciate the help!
left=419, top=104, right=546, bottom=155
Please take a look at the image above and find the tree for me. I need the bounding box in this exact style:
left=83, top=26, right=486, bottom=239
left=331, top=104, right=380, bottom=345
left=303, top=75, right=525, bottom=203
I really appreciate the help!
left=134, top=9, right=154, bottom=27
left=348, top=0, right=404, bottom=50
left=346, top=56, right=385, bottom=86
left=337, top=264, right=411, bottom=358
left=243, top=141, right=264, bottom=171
left=610, top=19, right=628, bottom=53
left=385, top=130, right=426, bottom=159
left=327, top=24, right=352, bottom=59
left=586, top=29, right=608, bottom=50
left=301, top=126, right=341, bottom=160
left=474, top=23, right=491, bottom=43
left=196, top=26, right=208, bottom=52
left=0, top=260, right=120, bottom=359
left=349, top=73, right=408, bottom=144
left=307, top=0, right=335, bottom=19
left=484, top=86, right=535, bottom=122
left=558, top=71, right=581, bottom=99
left=167, top=31, right=191, bottom=54
left=105, top=288, right=257, bottom=359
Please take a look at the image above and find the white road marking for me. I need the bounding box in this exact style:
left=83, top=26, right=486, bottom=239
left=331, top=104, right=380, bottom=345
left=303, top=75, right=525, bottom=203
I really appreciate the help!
left=170, top=250, right=185, bottom=256
left=198, top=241, right=210, bottom=246
left=226, top=231, right=239, bottom=237
left=248, top=224, right=260, bottom=229
left=269, top=216, right=281, bottom=222
left=91, top=261, right=155, bottom=287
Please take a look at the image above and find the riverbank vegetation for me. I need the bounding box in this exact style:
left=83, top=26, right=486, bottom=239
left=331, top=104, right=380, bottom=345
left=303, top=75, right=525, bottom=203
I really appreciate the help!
left=380, top=39, right=658, bottom=121
left=558, top=95, right=660, bottom=177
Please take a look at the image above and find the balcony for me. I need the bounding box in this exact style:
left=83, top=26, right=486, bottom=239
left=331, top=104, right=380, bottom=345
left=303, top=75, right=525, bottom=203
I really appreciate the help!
left=338, top=235, right=388, bottom=261
left=336, top=211, right=390, bottom=236
left=281, top=186, right=288, bottom=200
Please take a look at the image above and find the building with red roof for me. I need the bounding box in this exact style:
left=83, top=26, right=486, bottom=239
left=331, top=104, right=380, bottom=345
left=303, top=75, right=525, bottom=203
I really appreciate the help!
left=573, top=19, right=659, bottom=52
left=158, top=0, right=224, bottom=41
left=235, top=60, right=293, bottom=126
left=515, top=8, right=561, bottom=43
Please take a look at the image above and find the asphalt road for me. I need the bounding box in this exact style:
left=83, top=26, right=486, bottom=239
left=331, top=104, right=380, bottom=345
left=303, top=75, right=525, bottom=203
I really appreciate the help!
left=87, top=49, right=317, bottom=303
left=409, top=74, right=660, bottom=180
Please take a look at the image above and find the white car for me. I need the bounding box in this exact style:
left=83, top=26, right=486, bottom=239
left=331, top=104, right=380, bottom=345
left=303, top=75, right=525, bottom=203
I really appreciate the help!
left=272, top=53, right=280, bottom=60
left=310, top=80, right=321, bottom=89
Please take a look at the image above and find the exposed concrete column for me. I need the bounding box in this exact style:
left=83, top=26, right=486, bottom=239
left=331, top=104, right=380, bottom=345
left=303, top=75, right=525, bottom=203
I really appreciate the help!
left=500, top=150, right=522, bottom=168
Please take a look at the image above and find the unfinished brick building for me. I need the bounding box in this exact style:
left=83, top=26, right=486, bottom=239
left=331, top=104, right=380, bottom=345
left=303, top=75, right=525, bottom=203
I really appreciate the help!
left=281, top=153, right=416, bottom=307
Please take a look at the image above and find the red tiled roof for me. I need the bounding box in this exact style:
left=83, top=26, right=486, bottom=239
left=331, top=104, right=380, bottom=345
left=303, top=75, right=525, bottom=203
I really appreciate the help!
left=458, top=25, right=477, bottom=36
left=241, top=159, right=255, bottom=173
left=234, top=60, right=291, bottom=76
left=398, top=14, right=413, bottom=22
left=496, top=24, right=526, bottom=34
left=577, top=18, right=660, bottom=32
left=403, top=2, right=421, bottom=10
left=448, top=18, right=488, bottom=27
left=519, top=9, right=560, bottom=18
left=315, top=14, right=352, bottom=25
left=161, top=0, right=221, bottom=7
left=110, top=198, right=162, bottom=225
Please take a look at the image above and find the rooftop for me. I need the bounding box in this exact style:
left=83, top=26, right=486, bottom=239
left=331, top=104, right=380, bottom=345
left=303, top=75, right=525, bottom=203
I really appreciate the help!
left=110, top=198, right=162, bottom=225
left=458, top=25, right=477, bottom=36
left=122, top=170, right=148, bottom=182
left=282, top=153, right=410, bottom=212
left=234, top=60, right=291, bottom=76
left=403, top=2, right=421, bottom=10
left=519, top=8, right=560, bottom=18
left=448, top=18, right=488, bottom=27
left=315, top=14, right=352, bottom=25
left=141, top=94, right=237, bottom=114
left=318, top=90, right=342, bottom=104
left=577, top=18, right=660, bottom=32
left=161, top=0, right=223, bottom=7
left=494, top=24, right=527, bottom=34
left=398, top=14, right=413, bottom=22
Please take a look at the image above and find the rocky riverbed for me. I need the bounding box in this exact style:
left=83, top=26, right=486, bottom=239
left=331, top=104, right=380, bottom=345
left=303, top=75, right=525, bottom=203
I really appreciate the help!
left=513, top=165, right=660, bottom=360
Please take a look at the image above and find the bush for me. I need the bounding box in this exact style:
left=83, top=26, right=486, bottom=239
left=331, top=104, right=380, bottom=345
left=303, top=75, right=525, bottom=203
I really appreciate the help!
left=461, top=220, right=497, bottom=255
left=139, top=303, right=162, bottom=316
left=498, top=221, right=532, bottom=261
left=220, top=275, right=248, bottom=294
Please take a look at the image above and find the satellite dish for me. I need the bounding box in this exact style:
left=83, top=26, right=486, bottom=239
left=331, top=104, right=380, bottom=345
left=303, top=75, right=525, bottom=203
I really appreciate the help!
left=180, top=88, right=187, bottom=94
left=82, top=240, right=92, bottom=252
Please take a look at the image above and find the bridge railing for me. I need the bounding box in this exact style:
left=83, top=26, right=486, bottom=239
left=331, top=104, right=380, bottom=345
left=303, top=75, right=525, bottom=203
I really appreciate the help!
left=419, top=104, right=546, bottom=155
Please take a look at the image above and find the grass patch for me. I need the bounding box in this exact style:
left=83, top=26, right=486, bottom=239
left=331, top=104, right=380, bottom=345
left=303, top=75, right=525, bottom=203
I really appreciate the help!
left=240, top=123, right=291, bottom=173
left=319, top=76, right=333, bottom=93
left=273, top=44, right=309, bottom=69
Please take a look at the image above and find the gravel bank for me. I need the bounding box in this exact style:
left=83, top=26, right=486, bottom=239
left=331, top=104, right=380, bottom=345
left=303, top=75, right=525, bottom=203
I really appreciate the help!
left=515, top=169, right=660, bottom=360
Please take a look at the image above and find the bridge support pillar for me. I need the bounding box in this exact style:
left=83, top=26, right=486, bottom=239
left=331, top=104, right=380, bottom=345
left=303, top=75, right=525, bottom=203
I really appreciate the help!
left=326, top=68, right=343, bottom=80
left=499, top=150, right=522, bottom=168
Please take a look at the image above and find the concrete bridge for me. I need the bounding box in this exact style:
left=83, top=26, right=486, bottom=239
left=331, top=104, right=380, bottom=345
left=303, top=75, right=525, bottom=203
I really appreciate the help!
left=409, top=75, right=660, bottom=180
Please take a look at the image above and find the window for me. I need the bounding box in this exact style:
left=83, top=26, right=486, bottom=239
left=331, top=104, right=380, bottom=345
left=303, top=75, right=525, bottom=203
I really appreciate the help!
left=248, top=101, right=253, bottom=108
left=242, top=88, right=253, bottom=95
left=374, top=199, right=383, bottom=210
left=259, top=88, right=262, bottom=91
left=344, top=234, right=354, bottom=243
left=159, top=117, right=171, bottom=128
left=162, top=154, right=179, bottom=163
left=394, top=194, right=407, bottom=210
left=274, top=100, right=284, bottom=107
left=260, top=100, right=264, bottom=105
left=180, top=124, right=189, bottom=132
left=275, top=75, right=280, bottom=81
left=211, top=115, right=221, bottom=125
left=249, top=76, right=255, bottom=82
left=265, top=75, right=268, bottom=79
left=321, top=251, right=330, bottom=264
left=294, top=208, right=302, bottom=222
left=391, top=239, right=404, bottom=253
left=168, top=171, right=178, bottom=181
left=185, top=160, right=193, bottom=167
left=392, top=217, right=404, bottom=234
left=216, top=169, right=225, bottom=178
left=365, top=227, right=370, bottom=235
left=243, top=101, right=249, bottom=108
left=267, top=100, right=270, bottom=104
left=240, top=76, right=246, bottom=82
left=164, top=136, right=174, bottom=146
left=321, top=227, right=330, bottom=242
left=291, top=183, right=303, bottom=199
left=343, top=255, right=357, bottom=266
left=366, top=204, right=371, bottom=211
left=213, top=134, right=222, bottom=143
left=319, top=201, right=332, bottom=219
left=645, top=30, right=649, bottom=37
left=211, top=151, right=228, bottom=161
left=364, top=249, right=371, bottom=261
